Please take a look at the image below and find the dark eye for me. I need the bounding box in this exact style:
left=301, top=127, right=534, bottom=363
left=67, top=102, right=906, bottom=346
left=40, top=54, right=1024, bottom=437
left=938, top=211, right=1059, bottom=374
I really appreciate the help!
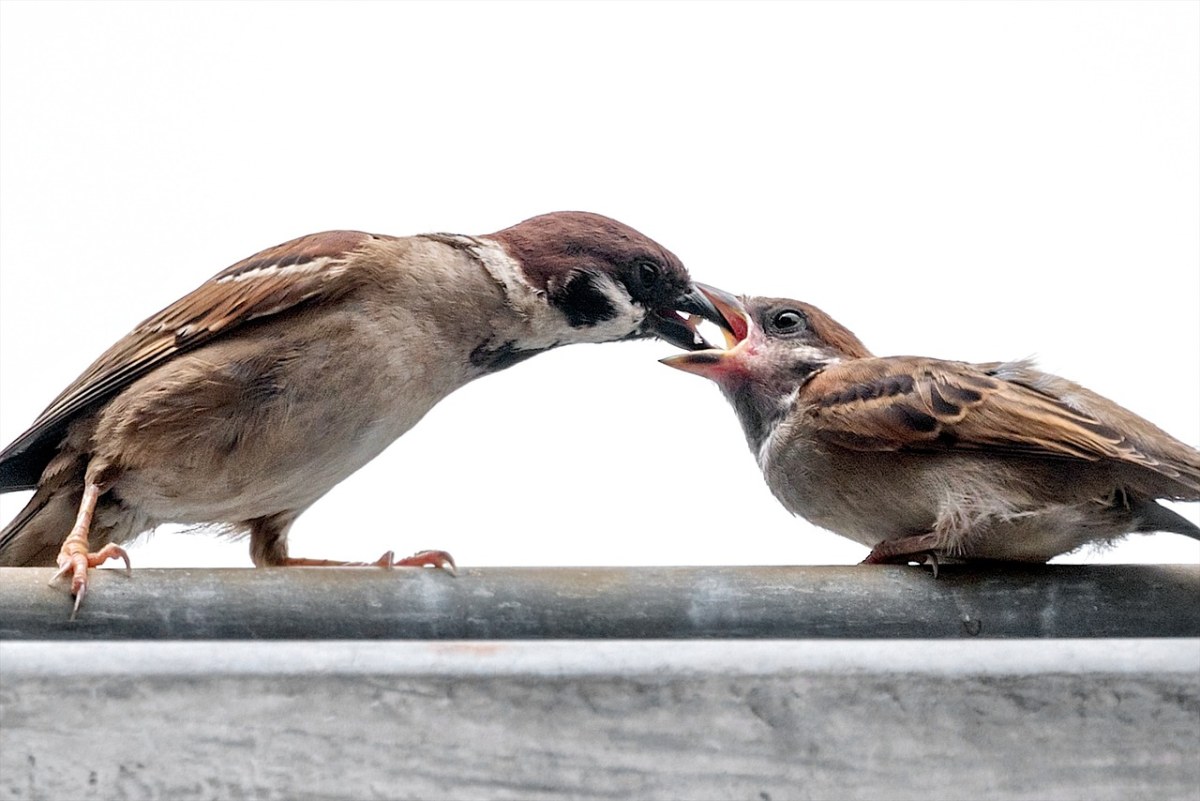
left=635, top=260, right=660, bottom=290
left=770, top=309, right=806, bottom=333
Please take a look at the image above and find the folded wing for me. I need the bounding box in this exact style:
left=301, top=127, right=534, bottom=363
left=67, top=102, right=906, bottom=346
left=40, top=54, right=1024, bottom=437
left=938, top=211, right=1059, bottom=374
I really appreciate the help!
left=0, top=230, right=377, bottom=491
left=802, top=356, right=1200, bottom=499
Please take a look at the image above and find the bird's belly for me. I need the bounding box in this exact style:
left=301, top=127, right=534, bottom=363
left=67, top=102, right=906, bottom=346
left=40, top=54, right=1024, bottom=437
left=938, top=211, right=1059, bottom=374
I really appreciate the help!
left=96, top=321, right=463, bottom=525
left=761, top=441, right=1131, bottom=560
left=113, top=409, right=425, bottom=523
left=762, top=446, right=941, bottom=547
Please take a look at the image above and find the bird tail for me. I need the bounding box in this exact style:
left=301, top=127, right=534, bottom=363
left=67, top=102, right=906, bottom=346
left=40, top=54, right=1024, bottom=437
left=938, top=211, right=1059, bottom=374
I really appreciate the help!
left=1134, top=501, right=1200, bottom=541
left=0, top=461, right=85, bottom=567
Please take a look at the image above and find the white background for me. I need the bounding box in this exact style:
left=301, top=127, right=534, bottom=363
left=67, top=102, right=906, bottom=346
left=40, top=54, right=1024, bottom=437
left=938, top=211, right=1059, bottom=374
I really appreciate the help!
left=1, top=1, right=1196, bottom=568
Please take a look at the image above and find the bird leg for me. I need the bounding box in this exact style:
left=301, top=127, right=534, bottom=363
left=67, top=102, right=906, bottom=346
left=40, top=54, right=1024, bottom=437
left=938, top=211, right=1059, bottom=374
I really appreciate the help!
left=248, top=515, right=456, bottom=574
left=861, top=534, right=942, bottom=578
left=281, top=549, right=457, bottom=575
left=50, top=480, right=132, bottom=619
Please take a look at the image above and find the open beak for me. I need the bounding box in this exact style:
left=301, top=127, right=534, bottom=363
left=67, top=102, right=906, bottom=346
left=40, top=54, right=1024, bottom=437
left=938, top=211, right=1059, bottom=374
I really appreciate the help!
left=647, top=283, right=740, bottom=351
left=659, top=284, right=750, bottom=377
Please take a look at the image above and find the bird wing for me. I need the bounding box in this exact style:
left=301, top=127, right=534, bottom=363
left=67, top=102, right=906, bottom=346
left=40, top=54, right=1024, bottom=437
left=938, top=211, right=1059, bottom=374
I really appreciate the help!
left=802, top=356, right=1200, bottom=495
left=0, top=230, right=379, bottom=491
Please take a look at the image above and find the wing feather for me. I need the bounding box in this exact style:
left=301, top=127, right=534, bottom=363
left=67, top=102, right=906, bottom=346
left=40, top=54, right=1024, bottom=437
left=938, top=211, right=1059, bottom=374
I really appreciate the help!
left=802, top=357, right=1200, bottom=496
left=0, top=230, right=377, bottom=490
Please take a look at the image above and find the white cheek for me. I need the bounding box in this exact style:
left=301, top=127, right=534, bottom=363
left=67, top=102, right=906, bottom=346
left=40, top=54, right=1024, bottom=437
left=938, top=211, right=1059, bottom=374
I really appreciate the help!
left=503, top=267, right=645, bottom=347
left=793, top=344, right=841, bottom=367
left=470, top=240, right=647, bottom=348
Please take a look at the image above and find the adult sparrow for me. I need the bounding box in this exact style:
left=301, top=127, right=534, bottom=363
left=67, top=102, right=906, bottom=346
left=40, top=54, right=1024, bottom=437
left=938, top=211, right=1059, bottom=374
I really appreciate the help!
left=0, top=211, right=726, bottom=614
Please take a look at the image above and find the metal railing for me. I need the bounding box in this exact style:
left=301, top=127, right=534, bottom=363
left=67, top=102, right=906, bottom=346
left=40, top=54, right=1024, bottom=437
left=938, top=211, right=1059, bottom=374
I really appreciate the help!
left=2, top=564, right=1197, bottom=639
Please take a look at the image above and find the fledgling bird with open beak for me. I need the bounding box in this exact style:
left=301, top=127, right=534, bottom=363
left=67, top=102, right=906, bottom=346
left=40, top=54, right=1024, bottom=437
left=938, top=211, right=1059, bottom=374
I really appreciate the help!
left=664, top=287, right=1200, bottom=567
left=0, top=211, right=728, bottom=615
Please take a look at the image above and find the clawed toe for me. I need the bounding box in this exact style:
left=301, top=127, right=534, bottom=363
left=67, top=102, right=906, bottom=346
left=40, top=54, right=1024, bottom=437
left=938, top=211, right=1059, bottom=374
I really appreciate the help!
left=50, top=543, right=132, bottom=620
left=862, top=535, right=942, bottom=578
left=383, top=549, right=457, bottom=576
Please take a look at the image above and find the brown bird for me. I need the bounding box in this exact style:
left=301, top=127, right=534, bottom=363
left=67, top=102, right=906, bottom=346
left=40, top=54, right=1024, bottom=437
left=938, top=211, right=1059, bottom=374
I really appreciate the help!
left=664, top=287, right=1200, bottom=566
left=0, top=211, right=727, bottom=614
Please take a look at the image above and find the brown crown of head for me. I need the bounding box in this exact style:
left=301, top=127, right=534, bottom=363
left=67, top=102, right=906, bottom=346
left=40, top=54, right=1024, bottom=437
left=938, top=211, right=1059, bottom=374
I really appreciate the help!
left=489, top=211, right=690, bottom=298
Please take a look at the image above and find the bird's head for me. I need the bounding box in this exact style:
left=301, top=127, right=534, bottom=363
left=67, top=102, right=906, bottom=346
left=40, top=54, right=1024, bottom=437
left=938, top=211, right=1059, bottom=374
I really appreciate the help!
left=660, top=286, right=872, bottom=448
left=489, top=211, right=730, bottom=351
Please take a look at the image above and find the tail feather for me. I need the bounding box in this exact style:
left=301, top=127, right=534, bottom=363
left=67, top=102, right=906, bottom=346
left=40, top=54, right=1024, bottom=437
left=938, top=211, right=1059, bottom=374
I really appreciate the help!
left=0, top=447, right=92, bottom=566
left=1134, top=501, right=1200, bottom=541
left=0, top=486, right=82, bottom=566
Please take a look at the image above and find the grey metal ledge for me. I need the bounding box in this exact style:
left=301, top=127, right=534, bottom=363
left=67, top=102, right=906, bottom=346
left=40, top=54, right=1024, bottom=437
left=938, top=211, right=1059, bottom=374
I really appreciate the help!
left=1, top=563, right=1197, bottom=639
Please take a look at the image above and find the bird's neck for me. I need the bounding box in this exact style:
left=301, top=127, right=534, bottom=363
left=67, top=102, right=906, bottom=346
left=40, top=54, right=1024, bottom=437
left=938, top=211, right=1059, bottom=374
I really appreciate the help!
left=723, top=383, right=796, bottom=456
left=412, top=234, right=575, bottom=374
left=721, top=361, right=827, bottom=456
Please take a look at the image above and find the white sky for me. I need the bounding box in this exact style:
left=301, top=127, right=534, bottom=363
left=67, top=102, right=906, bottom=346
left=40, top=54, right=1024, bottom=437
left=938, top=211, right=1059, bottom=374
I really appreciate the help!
left=0, top=1, right=1196, bottom=569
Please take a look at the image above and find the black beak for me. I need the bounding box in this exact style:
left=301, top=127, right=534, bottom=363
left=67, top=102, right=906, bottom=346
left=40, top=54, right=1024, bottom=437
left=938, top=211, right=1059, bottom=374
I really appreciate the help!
left=647, top=283, right=738, bottom=351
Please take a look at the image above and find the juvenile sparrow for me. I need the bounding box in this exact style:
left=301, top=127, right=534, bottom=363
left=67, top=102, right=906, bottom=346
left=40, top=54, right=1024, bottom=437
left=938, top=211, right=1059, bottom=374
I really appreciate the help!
left=0, top=211, right=726, bottom=613
left=664, top=287, right=1200, bottom=566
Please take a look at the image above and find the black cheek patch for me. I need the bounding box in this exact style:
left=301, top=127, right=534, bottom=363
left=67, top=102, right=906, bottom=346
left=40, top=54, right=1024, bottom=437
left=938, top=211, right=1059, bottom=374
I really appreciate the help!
left=554, top=272, right=619, bottom=328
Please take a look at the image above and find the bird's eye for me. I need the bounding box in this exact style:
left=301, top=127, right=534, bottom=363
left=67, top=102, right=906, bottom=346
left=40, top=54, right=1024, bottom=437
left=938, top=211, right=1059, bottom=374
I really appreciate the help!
left=770, top=309, right=806, bottom=333
left=635, top=260, right=660, bottom=289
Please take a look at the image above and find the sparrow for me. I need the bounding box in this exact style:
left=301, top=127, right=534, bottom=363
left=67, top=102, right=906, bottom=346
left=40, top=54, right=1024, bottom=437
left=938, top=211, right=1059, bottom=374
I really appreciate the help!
left=0, top=211, right=727, bottom=614
left=663, top=287, right=1200, bottom=567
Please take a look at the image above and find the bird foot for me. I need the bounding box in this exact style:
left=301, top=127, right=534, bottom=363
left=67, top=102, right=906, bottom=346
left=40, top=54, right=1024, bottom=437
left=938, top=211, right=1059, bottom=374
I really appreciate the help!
left=373, top=549, right=457, bottom=575
left=50, top=542, right=132, bottom=620
left=283, top=549, right=457, bottom=576
left=861, top=536, right=941, bottom=578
